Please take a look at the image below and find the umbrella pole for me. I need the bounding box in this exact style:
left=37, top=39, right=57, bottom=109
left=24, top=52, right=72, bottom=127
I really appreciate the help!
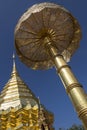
left=45, top=37, right=87, bottom=129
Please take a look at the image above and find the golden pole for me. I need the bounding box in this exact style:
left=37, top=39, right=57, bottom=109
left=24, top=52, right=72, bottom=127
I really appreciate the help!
left=45, top=37, right=87, bottom=129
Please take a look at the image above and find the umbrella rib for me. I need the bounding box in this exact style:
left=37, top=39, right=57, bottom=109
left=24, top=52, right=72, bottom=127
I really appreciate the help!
left=42, top=10, right=46, bottom=28
left=31, top=13, right=41, bottom=27
left=52, top=40, right=69, bottom=50
left=19, top=28, right=38, bottom=35
left=55, top=33, right=71, bottom=37
left=23, top=20, right=39, bottom=35
left=53, top=16, right=70, bottom=28
left=18, top=39, right=41, bottom=47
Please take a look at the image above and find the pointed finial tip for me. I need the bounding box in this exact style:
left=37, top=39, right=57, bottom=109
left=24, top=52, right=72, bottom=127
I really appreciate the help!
left=13, top=53, right=15, bottom=59
left=12, top=52, right=17, bottom=74
left=12, top=52, right=16, bottom=67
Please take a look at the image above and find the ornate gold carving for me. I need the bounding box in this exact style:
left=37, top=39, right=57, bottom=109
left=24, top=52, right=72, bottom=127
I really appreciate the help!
left=0, top=106, right=54, bottom=130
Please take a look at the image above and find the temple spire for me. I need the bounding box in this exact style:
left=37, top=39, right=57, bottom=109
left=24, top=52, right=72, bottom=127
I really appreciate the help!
left=11, top=53, right=18, bottom=76
left=13, top=53, right=15, bottom=66
left=0, top=53, right=38, bottom=111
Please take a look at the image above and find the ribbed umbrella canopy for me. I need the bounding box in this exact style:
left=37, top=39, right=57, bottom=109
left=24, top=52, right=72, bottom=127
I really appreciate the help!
left=15, top=2, right=81, bottom=70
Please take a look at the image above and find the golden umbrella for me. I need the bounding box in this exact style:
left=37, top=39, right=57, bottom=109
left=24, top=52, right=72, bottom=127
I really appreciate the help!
left=15, top=3, right=87, bottom=129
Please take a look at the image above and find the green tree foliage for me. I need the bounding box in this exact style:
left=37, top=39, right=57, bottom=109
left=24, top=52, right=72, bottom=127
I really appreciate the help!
left=67, top=124, right=84, bottom=130
left=59, top=124, right=84, bottom=130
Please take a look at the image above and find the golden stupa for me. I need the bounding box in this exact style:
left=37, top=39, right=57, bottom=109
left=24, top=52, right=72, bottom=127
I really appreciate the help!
left=0, top=56, right=54, bottom=130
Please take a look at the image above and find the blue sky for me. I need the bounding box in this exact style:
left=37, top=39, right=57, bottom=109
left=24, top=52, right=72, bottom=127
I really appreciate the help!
left=0, top=0, right=87, bottom=129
